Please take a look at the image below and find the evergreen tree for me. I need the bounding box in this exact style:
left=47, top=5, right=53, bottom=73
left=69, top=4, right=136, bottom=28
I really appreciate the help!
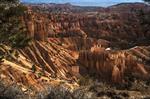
left=0, top=0, right=30, bottom=48
left=0, top=0, right=19, bottom=3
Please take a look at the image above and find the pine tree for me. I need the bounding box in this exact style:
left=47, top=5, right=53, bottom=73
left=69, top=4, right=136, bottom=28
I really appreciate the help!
left=0, top=0, right=30, bottom=48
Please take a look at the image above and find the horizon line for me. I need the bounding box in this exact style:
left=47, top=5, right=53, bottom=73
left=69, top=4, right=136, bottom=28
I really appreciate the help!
left=21, top=1, right=145, bottom=7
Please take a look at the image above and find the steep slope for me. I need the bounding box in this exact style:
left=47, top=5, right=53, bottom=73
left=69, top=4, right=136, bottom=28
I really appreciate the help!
left=0, top=41, right=78, bottom=93
left=78, top=46, right=150, bottom=82
left=22, top=3, right=150, bottom=83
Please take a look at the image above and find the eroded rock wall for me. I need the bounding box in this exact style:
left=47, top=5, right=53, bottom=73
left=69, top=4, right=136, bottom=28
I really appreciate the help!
left=78, top=49, right=149, bottom=83
left=23, top=8, right=48, bottom=41
left=23, top=4, right=150, bottom=42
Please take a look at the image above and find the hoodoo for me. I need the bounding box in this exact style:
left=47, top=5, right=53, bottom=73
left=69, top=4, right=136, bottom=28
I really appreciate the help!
left=0, top=1, right=150, bottom=99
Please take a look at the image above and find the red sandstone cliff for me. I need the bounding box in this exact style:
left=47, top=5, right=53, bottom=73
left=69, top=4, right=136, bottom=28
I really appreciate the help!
left=1, top=4, right=150, bottom=92
left=23, top=3, right=150, bottom=43
left=20, top=3, right=150, bottom=83
left=1, top=3, right=150, bottom=99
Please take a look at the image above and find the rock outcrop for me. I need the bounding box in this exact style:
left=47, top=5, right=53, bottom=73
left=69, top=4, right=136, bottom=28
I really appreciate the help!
left=78, top=48, right=149, bottom=83
left=23, top=3, right=150, bottom=43
left=0, top=41, right=78, bottom=91
left=1, top=3, right=150, bottom=98
left=23, top=7, right=48, bottom=41
left=20, top=3, right=150, bottom=84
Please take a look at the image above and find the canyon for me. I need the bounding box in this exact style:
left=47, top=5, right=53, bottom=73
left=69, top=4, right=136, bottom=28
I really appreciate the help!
left=0, top=2, right=150, bottom=99
left=23, top=2, right=150, bottom=81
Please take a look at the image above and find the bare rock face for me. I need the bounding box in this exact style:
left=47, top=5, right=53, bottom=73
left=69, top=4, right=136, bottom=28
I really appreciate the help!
left=0, top=41, right=78, bottom=92
left=20, top=3, right=150, bottom=84
left=23, top=7, right=48, bottom=41
left=78, top=49, right=149, bottom=83
left=23, top=3, right=150, bottom=43
left=1, top=3, right=150, bottom=98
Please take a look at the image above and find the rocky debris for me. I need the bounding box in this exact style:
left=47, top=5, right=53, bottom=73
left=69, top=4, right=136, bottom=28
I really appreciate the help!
left=71, top=81, right=150, bottom=99
left=0, top=79, right=79, bottom=99
left=1, top=76, right=150, bottom=99
left=0, top=80, right=30, bottom=99
left=0, top=41, right=79, bottom=96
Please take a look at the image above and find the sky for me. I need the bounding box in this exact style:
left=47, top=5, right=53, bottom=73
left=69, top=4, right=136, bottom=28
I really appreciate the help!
left=21, top=0, right=144, bottom=7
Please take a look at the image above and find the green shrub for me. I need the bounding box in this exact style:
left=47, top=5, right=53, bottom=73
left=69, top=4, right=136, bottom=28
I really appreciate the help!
left=0, top=0, right=19, bottom=3
left=8, top=32, right=31, bottom=48
left=0, top=1, right=30, bottom=48
left=78, top=76, right=93, bottom=86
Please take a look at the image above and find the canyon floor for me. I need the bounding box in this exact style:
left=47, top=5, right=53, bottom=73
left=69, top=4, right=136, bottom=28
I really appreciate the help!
left=0, top=2, right=150, bottom=99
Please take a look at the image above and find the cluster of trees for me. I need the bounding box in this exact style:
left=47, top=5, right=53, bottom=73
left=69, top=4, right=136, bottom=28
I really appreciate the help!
left=0, top=0, right=30, bottom=48
left=0, top=0, right=19, bottom=3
